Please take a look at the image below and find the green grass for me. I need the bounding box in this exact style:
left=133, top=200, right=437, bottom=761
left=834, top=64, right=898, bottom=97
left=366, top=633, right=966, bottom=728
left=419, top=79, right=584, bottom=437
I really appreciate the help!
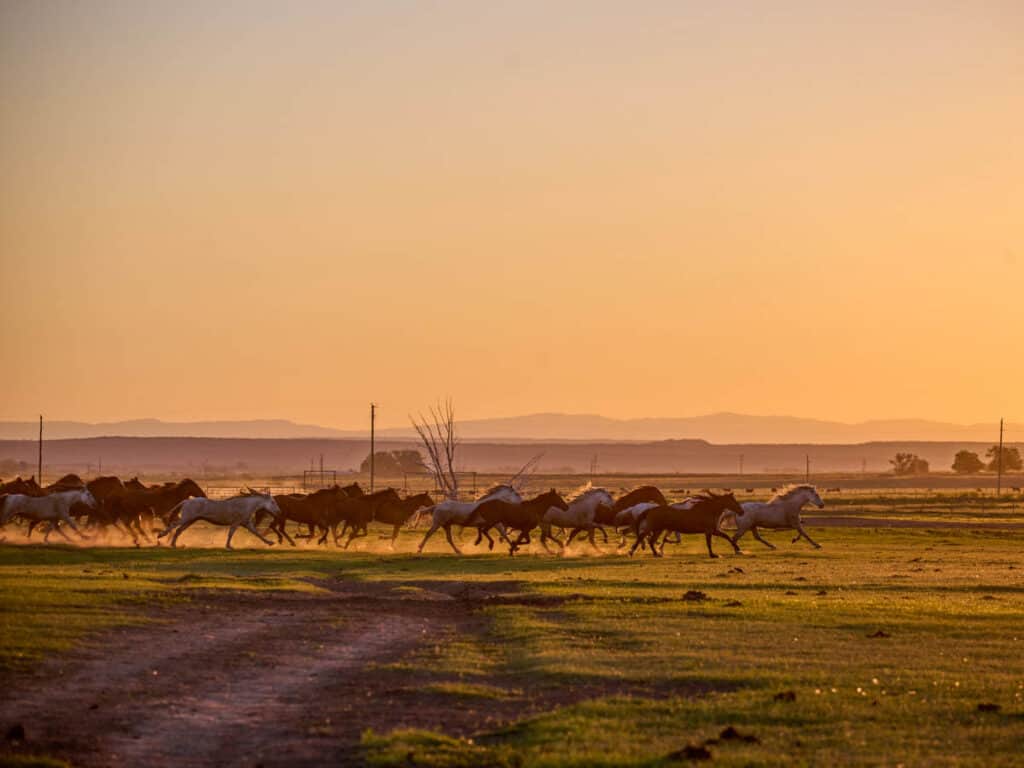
left=1, top=524, right=1023, bottom=765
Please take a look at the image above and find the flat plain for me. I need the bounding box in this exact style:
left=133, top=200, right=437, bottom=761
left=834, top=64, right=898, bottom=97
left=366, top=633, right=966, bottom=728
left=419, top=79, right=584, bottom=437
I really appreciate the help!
left=1, top=492, right=1022, bottom=767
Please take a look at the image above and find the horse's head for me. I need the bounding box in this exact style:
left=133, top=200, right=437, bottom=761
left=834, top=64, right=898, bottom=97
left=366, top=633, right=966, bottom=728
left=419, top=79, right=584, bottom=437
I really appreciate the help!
left=182, top=478, right=207, bottom=498
left=262, top=494, right=284, bottom=520
left=807, top=487, right=825, bottom=508
left=342, top=482, right=364, bottom=497
left=78, top=489, right=98, bottom=509
left=539, top=488, right=568, bottom=512
left=720, top=491, right=744, bottom=518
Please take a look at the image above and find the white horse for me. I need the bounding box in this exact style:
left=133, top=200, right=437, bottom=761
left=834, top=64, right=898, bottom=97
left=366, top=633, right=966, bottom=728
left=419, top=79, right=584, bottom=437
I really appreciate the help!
left=724, top=484, right=824, bottom=550
left=0, top=489, right=97, bottom=543
left=417, top=484, right=520, bottom=554
left=541, top=488, right=614, bottom=551
left=157, top=492, right=282, bottom=549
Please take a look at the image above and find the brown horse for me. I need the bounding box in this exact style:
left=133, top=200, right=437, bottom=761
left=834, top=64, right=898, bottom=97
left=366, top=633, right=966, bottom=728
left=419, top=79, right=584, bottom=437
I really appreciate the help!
left=630, top=492, right=743, bottom=558
left=372, top=492, right=434, bottom=548
left=44, top=474, right=86, bottom=492
left=336, top=488, right=403, bottom=548
left=100, top=479, right=207, bottom=545
left=476, top=489, right=569, bottom=555
left=266, top=483, right=362, bottom=545
left=0, top=477, right=44, bottom=496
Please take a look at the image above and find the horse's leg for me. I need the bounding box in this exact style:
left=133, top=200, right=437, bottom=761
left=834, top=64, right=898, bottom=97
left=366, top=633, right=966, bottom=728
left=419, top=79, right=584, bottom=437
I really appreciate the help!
left=564, top=527, right=581, bottom=547
left=587, top=526, right=600, bottom=551
left=225, top=524, right=239, bottom=549
left=418, top=521, right=441, bottom=553
left=704, top=532, right=719, bottom=558
left=390, top=523, right=400, bottom=549
left=278, top=522, right=296, bottom=547
left=133, top=517, right=152, bottom=543
left=751, top=526, right=777, bottom=550
left=243, top=520, right=275, bottom=547
left=714, top=529, right=741, bottom=554
left=170, top=518, right=198, bottom=548
left=26, top=519, right=40, bottom=539
left=480, top=527, right=496, bottom=551
left=50, top=520, right=75, bottom=543
left=796, top=524, right=822, bottom=549
left=628, top=531, right=644, bottom=557
left=595, top=525, right=609, bottom=544
left=443, top=524, right=463, bottom=555
left=648, top=531, right=662, bottom=557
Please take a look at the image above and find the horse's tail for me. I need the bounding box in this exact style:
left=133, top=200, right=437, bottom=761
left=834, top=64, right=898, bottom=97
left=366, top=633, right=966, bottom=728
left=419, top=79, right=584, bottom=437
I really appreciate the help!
left=162, top=499, right=187, bottom=527
left=412, top=504, right=435, bottom=528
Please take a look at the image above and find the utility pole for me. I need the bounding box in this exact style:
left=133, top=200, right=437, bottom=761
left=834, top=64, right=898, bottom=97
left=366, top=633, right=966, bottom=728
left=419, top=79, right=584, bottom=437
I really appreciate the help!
left=805, top=454, right=810, bottom=484
left=370, top=403, right=377, bottom=493
left=996, top=417, right=1004, bottom=497
left=38, top=415, right=43, bottom=484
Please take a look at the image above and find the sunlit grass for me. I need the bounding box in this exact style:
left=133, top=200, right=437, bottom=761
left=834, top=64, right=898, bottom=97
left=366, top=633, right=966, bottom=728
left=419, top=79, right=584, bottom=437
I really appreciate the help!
left=1, top=523, right=1022, bottom=765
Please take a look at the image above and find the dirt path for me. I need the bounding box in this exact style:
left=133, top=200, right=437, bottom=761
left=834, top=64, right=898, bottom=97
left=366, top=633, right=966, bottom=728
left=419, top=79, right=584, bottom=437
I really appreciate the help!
left=1, top=579, right=701, bottom=767
left=0, top=583, right=468, bottom=767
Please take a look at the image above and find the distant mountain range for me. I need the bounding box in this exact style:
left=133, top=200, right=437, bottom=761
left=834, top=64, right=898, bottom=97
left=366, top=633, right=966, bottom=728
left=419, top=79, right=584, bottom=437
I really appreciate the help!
left=0, top=413, right=1016, bottom=444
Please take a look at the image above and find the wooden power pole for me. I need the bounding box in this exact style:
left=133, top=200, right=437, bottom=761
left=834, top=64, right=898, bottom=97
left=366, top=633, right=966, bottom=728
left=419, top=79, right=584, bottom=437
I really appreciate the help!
left=370, top=403, right=377, bottom=493
left=38, top=415, right=43, bottom=483
left=996, top=417, right=1004, bottom=496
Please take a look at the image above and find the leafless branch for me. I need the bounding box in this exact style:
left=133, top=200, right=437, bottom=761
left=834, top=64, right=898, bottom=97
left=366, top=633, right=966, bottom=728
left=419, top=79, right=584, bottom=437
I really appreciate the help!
left=410, top=397, right=460, bottom=500
left=507, top=452, right=544, bottom=493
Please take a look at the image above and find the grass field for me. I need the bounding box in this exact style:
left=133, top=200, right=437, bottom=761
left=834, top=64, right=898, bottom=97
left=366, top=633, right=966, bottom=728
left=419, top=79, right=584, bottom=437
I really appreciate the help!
left=1, top=517, right=1023, bottom=766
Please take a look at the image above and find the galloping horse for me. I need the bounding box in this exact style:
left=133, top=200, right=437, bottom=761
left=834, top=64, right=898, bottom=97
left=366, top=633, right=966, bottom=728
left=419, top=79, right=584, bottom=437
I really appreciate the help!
left=0, top=477, right=43, bottom=496
left=417, top=484, right=522, bottom=554
left=630, top=492, right=744, bottom=558
left=157, top=492, right=282, bottom=549
left=0, top=489, right=97, bottom=543
left=541, top=487, right=615, bottom=551
left=373, top=492, right=435, bottom=548
left=336, top=488, right=404, bottom=548
left=724, top=484, right=825, bottom=549
left=97, top=479, right=207, bottom=544
left=476, top=489, right=570, bottom=555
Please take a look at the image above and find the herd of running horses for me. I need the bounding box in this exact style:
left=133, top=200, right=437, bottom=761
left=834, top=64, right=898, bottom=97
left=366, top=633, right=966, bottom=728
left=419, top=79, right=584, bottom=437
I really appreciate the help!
left=0, top=473, right=826, bottom=556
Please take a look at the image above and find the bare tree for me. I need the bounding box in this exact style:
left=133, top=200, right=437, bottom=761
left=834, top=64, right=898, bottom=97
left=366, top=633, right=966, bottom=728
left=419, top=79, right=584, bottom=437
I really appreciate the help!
left=507, top=452, right=545, bottom=493
left=410, top=398, right=460, bottom=500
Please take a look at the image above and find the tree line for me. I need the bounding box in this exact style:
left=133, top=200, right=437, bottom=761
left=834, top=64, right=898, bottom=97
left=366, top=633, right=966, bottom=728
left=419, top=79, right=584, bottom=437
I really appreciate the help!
left=890, top=446, right=1023, bottom=475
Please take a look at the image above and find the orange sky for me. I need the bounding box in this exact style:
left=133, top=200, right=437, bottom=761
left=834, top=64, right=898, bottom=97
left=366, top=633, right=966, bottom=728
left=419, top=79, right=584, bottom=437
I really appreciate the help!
left=1, top=1, right=1021, bottom=429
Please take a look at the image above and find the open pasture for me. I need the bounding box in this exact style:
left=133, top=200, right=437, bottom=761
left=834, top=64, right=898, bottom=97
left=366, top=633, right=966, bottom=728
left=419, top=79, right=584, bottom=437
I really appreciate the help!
left=1, top=520, right=1022, bottom=767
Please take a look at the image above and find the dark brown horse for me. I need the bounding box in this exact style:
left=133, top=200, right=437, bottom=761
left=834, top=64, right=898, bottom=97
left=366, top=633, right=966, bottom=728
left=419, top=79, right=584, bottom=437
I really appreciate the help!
left=629, top=492, right=743, bottom=558
left=589, top=486, right=669, bottom=541
left=0, top=477, right=44, bottom=496
left=373, top=492, right=434, bottom=548
left=44, top=474, right=86, bottom=492
left=100, top=479, right=207, bottom=545
left=124, top=477, right=149, bottom=491
left=335, top=488, right=403, bottom=548
left=476, top=489, right=569, bottom=555
left=266, top=483, right=362, bottom=545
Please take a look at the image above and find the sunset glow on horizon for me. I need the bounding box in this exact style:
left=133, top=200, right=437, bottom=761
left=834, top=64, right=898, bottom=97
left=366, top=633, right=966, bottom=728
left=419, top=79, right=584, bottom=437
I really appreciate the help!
left=1, top=1, right=1021, bottom=430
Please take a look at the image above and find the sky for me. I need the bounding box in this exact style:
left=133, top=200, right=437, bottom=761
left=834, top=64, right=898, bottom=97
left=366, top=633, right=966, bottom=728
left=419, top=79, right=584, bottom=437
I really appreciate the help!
left=1, top=0, right=1021, bottom=430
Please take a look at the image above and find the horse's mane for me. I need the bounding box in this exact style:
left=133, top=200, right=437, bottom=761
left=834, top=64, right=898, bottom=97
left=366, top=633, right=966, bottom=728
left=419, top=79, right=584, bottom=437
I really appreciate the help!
left=477, top=483, right=516, bottom=500
left=567, top=485, right=612, bottom=504
left=768, top=484, right=817, bottom=504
